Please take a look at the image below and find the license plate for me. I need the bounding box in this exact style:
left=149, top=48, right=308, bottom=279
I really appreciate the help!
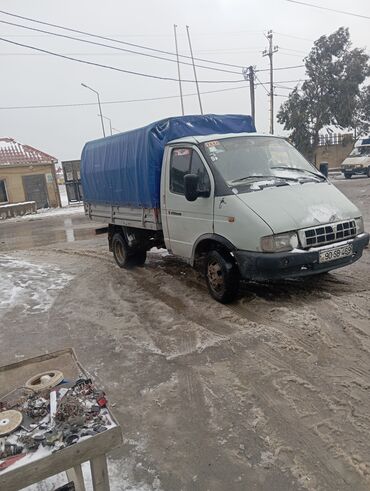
left=319, top=244, right=353, bottom=263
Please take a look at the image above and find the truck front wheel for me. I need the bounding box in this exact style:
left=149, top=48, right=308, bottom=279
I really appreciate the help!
left=205, top=250, right=240, bottom=304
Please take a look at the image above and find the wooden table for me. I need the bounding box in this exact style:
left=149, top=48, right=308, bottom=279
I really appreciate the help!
left=0, top=348, right=122, bottom=491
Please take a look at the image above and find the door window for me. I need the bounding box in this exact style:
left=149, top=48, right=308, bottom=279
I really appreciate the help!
left=170, top=148, right=192, bottom=194
left=0, top=180, right=8, bottom=203
left=170, top=148, right=211, bottom=195
left=190, top=151, right=211, bottom=192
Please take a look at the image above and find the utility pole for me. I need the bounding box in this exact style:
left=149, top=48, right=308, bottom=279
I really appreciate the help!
left=262, top=30, right=278, bottom=134
left=186, top=25, right=203, bottom=115
left=173, top=24, right=184, bottom=116
left=243, top=66, right=256, bottom=125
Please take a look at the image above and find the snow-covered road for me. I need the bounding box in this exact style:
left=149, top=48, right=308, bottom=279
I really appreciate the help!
left=0, top=177, right=369, bottom=491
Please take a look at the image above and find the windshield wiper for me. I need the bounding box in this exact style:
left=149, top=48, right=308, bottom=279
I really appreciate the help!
left=271, top=166, right=326, bottom=180
left=230, top=174, right=299, bottom=184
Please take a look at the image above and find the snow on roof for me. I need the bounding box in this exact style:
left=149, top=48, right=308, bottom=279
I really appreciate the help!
left=0, top=137, right=57, bottom=167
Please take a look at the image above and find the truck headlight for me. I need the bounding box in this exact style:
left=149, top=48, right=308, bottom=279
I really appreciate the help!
left=260, top=232, right=299, bottom=252
left=355, top=217, right=364, bottom=234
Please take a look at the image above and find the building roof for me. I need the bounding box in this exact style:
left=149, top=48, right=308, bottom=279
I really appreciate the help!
left=0, top=138, right=57, bottom=167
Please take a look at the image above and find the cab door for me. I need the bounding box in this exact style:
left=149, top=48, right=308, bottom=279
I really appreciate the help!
left=162, top=146, right=214, bottom=259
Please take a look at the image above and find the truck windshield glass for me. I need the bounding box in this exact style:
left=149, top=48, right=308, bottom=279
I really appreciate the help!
left=201, top=136, right=320, bottom=185
left=349, top=146, right=370, bottom=157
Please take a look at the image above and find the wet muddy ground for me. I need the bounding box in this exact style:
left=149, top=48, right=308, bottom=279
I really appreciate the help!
left=0, top=177, right=369, bottom=490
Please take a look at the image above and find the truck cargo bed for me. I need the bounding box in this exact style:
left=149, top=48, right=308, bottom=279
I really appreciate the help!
left=85, top=202, right=162, bottom=230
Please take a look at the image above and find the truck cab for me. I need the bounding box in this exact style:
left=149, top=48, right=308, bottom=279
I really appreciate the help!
left=161, top=133, right=369, bottom=302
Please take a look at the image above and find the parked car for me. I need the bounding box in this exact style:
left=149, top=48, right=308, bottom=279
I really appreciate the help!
left=341, top=137, right=370, bottom=178
left=81, top=115, right=369, bottom=303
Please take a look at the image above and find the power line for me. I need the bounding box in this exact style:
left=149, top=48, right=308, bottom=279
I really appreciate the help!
left=0, top=37, right=246, bottom=84
left=0, top=85, right=250, bottom=110
left=279, top=46, right=307, bottom=54
left=273, top=31, right=314, bottom=42
left=1, top=29, right=266, bottom=39
left=278, top=52, right=306, bottom=58
left=0, top=77, right=301, bottom=111
left=286, top=0, right=370, bottom=20
left=0, top=49, right=265, bottom=56
left=0, top=12, right=305, bottom=74
left=0, top=76, right=303, bottom=111
left=256, top=64, right=305, bottom=72
left=255, top=73, right=269, bottom=94
left=0, top=76, right=302, bottom=111
left=275, top=85, right=296, bottom=90
left=0, top=18, right=242, bottom=75
left=0, top=9, right=245, bottom=69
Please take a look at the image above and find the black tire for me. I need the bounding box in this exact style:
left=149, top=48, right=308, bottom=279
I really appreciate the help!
left=367, top=166, right=370, bottom=178
left=344, top=172, right=352, bottom=179
left=205, top=250, right=240, bottom=304
left=112, top=233, right=134, bottom=268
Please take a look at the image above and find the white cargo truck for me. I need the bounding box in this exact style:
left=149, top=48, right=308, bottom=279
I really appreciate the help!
left=81, top=115, right=369, bottom=303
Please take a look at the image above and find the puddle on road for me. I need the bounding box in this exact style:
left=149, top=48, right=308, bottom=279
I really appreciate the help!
left=0, top=215, right=100, bottom=251
left=63, top=218, right=95, bottom=243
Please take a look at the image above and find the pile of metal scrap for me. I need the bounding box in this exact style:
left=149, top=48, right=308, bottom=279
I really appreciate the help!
left=0, top=370, right=113, bottom=471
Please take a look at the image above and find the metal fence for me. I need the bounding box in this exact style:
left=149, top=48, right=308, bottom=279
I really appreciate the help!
left=315, top=133, right=354, bottom=147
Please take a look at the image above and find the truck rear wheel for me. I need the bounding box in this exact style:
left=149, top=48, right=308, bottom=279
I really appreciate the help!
left=344, top=172, right=352, bottom=179
left=112, top=233, right=147, bottom=268
left=112, top=233, right=134, bottom=268
left=367, top=166, right=370, bottom=178
left=205, top=250, right=240, bottom=304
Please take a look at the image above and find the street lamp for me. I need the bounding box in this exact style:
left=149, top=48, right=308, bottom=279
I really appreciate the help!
left=81, top=82, right=106, bottom=137
left=98, top=115, right=113, bottom=136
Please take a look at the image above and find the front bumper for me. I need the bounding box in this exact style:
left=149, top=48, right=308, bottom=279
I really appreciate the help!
left=342, top=167, right=367, bottom=175
left=234, top=233, right=369, bottom=281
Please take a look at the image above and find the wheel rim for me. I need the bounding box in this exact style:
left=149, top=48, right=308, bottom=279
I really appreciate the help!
left=207, top=259, right=224, bottom=293
left=114, top=239, right=125, bottom=263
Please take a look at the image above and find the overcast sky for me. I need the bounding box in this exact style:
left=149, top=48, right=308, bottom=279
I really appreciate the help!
left=0, top=0, right=369, bottom=161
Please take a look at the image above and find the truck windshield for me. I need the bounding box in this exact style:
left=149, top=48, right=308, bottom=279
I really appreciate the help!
left=349, top=146, right=370, bottom=157
left=200, top=136, right=322, bottom=185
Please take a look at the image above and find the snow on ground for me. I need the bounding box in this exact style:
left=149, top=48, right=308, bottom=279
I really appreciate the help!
left=0, top=256, right=72, bottom=318
left=21, top=458, right=162, bottom=491
left=11, top=204, right=84, bottom=222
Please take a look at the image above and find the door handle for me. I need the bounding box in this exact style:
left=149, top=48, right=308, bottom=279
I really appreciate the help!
left=168, top=210, right=182, bottom=216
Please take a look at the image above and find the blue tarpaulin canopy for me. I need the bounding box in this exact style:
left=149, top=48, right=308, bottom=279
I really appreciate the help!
left=81, top=114, right=256, bottom=208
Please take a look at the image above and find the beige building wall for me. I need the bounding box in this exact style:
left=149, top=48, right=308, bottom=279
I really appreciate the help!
left=0, top=164, right=60, bottom=207
left=314, top=139, right=354, bottom=170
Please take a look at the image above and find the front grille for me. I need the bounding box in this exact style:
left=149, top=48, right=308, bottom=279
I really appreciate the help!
left=301, top=220, right=357, bottom=248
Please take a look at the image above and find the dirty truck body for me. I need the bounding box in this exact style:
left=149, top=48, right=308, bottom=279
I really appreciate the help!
left=81, top=115, right=369, bottom=303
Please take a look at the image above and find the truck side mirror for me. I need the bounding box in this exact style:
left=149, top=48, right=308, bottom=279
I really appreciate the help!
left=184, top=174, right=199, bottom=201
